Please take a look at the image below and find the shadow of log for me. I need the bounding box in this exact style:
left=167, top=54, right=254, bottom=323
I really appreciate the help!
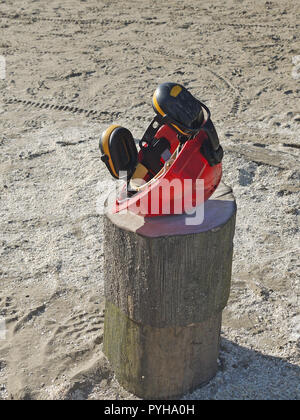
left=184, top=338, right=300, bottom=400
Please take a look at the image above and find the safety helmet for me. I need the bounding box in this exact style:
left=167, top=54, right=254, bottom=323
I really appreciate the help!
left=99, top=82, right=223, bottom=216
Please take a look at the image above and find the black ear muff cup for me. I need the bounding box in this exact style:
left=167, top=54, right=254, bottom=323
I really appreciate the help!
left=152, top=82, right=204, bottom=135
left=100, top=125, right=138, bottom=179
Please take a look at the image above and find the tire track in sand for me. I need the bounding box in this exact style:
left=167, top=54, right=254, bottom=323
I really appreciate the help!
left=1, top=12, right=298, bottom=30
left=143, top=48, right=242, bottom=117
left=3, top=97, right=121, bottom=121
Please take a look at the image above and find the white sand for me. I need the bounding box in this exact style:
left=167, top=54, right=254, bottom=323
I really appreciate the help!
left=0, top=0, right=299, bottom=400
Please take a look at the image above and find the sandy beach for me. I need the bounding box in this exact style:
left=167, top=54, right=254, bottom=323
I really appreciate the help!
left=0, top=0, right=299, bottom=400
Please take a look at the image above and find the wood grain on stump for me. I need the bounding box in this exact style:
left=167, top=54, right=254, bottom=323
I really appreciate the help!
left=103, top=182, right=236, bottom=399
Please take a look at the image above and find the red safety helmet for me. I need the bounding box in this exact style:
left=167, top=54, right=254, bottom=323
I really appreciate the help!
left=100, top=82, right=223, bottom=216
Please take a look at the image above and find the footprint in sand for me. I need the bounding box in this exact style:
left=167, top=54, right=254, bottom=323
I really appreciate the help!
left=43, top=305, right=105, bottom=365
left=0, top=295, right=19, bottom=326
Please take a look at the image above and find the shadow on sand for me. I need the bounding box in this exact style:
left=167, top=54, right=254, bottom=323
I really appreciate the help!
left=185, top=338, right=300, bottom=400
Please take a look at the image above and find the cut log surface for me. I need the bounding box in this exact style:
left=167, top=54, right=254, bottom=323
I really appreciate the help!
left=103, top=181, right=237, bottom=398
left=104, top=182, right=236, bottom=327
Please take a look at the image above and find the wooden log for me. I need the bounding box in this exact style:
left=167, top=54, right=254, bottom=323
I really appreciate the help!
left=103, top=182, right=236, bottom=399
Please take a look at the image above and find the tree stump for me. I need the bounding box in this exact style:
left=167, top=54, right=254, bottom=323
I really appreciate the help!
left=103, top=182, right=236, bottom=399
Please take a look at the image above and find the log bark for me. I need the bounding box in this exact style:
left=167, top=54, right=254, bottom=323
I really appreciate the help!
left=103, top=182, right=236, bottom=399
